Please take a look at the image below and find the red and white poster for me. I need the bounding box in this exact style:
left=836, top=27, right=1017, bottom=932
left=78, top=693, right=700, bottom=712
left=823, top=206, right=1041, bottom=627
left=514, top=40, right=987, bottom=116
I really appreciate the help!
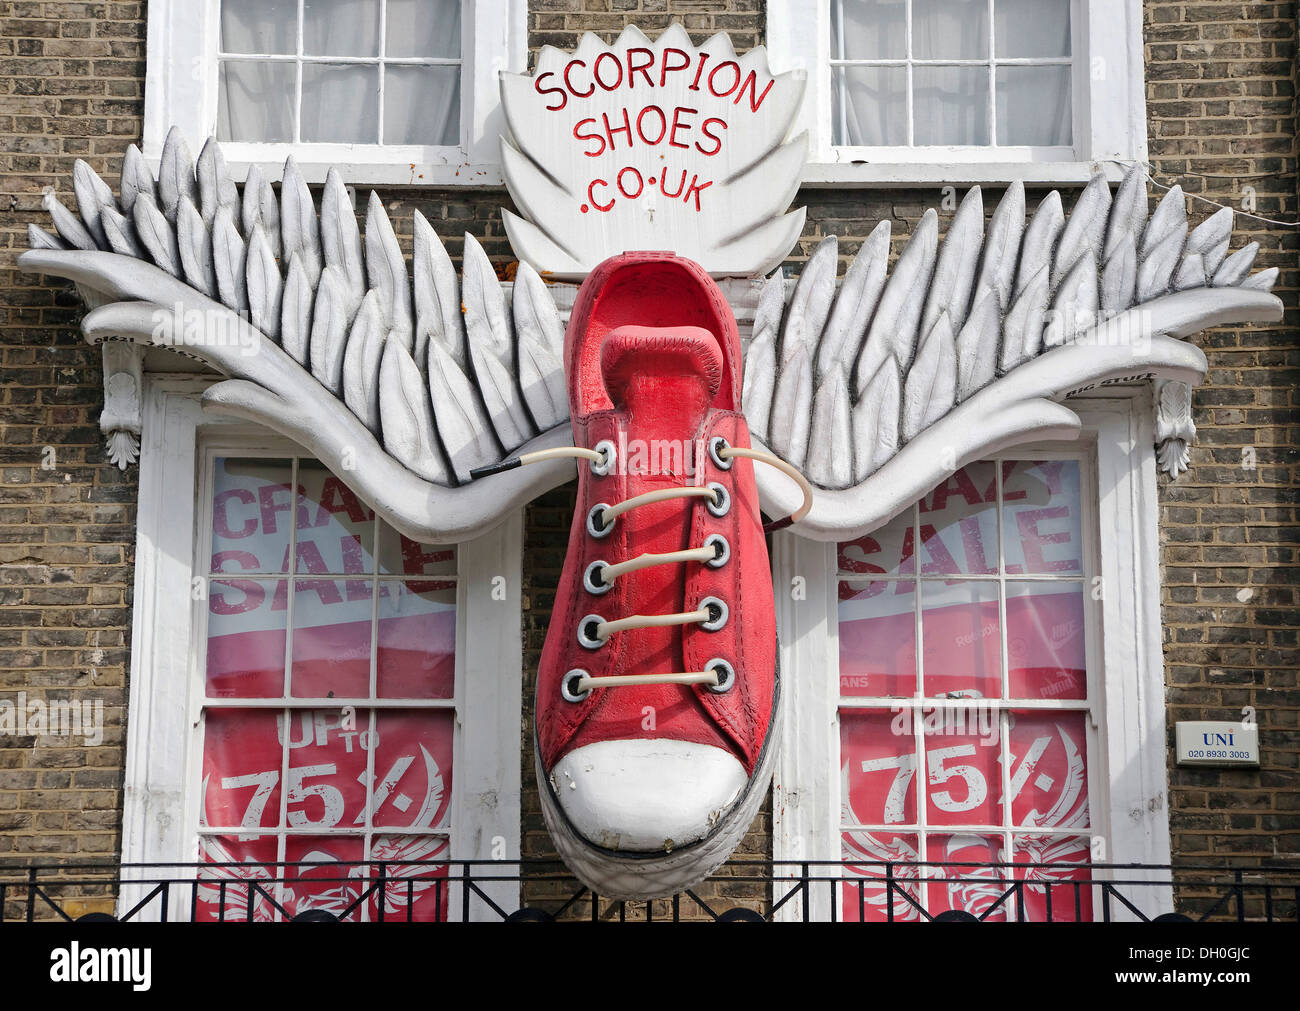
left=197, top=458, right=457, bottom=922
left=836, top=461, right=1093, bottom=921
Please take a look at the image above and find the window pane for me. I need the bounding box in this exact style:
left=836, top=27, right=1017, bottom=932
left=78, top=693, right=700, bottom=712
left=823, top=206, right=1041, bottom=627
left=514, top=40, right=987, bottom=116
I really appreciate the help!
left=920, top=579, right=1000, bottom=698
left=221, top=0, right=296, bottom=55
left=377, top=581, right=456, bottom=699
left=296, top=459, right=376, bottom=576
left=202, top=709, right=283, bottom=830
left=833, top=0, right=906, bottom=60
left=301, top=63, right=379, bottom=143
left=280, top=709, right=370, bottom=829
left=1012, top=835, right=1093, bottom=921
left=995, top=0, right=1071, bottom=58
left=370, top=835, right=450, bottom=921
left=207, top=578, right=288, bottom=698
left=1002, top=459, right=1083, bottom=574
left=197, top=835, right=280, bottom=922
left=913, top=0, right=989, bottom=59
left=842, top=830, right=921, bottom=922
left=303, top=0, right=380, bottom=57
left=211, top=458, right=293, bottom=574
left=918, top=462, right=998, bottom=575
left=384, top=66, right=461, bottom=146
left=378, top=525, right=457, bottom=577
left=1006, top=581, right=1086, bottom=699
left=283, top=835, right=367, bottom=920
left=996, top=66, right=1072, bottom=146
left=924, top=730, right=1000, bottom=826
left=838, top=507, right=914, bottom=578
left=833, top=66, right=908, bottom=146
left=218, top=60, right=297, bottom=143
left=842, top=710, right=918, bottom=826
left=291, top=579, right=373, bottom=698
left=1009, top=710, right=1089, bottom=829
left=927, top=833, right=1008, bottom=920
left=839, top=579, right=916, bottom=698
left=914, top=66, right=989, bottom=145
left=387, top=0, right=461, bottom=59
left=371, top=711, right=455, bottom=829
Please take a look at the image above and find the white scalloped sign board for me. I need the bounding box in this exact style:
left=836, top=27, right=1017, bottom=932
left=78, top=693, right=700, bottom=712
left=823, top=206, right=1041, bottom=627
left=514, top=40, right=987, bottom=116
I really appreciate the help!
left=500, top=24, right=807, bottom=279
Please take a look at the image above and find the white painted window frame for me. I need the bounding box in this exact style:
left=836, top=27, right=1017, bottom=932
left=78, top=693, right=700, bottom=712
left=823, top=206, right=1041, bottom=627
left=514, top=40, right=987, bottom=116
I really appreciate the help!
left=119, top=377, right=523, bottom=921
left=767, top=0, right=1148, bottom=186
left=144, top=0, right=528, bottom=185
left=771, top=392, right=1172, bottom=921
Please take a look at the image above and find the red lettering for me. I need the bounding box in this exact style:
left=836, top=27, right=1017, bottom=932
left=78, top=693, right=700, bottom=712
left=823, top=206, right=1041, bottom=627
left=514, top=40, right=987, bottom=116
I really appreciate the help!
left=660, top=47, right=691, bottom=86
left=574, top=117, right=605, bottom=157
left=696, top=117, right=727, bottom=156
left=636, top=105, right=668, bottom=145
left=689, top=52, right=710, bottom=91
left=212, top=488, right=257, bottom=540
left=627, top=47, right=655, bottom=88
left=211, top=549, right=260, bottom=576
left=258, top=482, right=292, bottom=535
left=564, top=59, right=595, bottom=98
left=922, top=469, right=984, bottom=512
left=314, top=476, right=372, bottom=525
left=400, top=537, right=454, bottom=576
left=1015, top=508, right=1080, bottom=573
left=534, top=70, right=567, bottom=111
left=209, top=575, right=266, bottom=615
left=918, top=524, right=961, bottom=576
left=594, top=51, right=623, bottom=91
left=602, top=108, right=633, bottom=150
left=735, top=69, right=775, bottom=111
left=669, top=106, right=697, bottom=149
left=707, top=60, right=741, bottom=98
left=617, top=166, right=644, bottom=199
left=660, top=168, right=687, bottom=198
left=682, top=173, right=712, bottom=211
left=587, top=178, right=615, bottom=212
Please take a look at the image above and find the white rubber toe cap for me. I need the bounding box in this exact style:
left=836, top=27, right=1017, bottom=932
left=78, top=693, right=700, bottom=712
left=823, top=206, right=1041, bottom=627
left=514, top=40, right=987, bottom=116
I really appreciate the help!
left=551, top=739, right=748, bottom=853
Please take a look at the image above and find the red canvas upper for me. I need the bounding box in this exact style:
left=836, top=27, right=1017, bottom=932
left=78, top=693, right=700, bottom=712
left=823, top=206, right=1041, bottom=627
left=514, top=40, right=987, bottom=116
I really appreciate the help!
left=536, top=253, right=777, bottom=776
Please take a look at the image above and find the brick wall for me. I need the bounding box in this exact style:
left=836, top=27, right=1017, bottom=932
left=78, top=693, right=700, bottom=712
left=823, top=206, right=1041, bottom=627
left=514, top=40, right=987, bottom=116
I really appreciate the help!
left=1143, top=0, right=1300, bottom=909
left=0, top=2, right=144, bottom=914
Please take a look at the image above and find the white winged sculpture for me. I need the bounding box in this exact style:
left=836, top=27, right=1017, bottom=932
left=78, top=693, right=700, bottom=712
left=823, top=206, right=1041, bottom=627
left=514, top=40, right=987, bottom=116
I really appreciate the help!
left=19, top=31, right=1284, bottom=547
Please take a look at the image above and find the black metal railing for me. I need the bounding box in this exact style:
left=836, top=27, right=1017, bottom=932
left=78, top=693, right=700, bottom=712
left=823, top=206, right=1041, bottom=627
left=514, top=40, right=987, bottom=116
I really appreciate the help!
left=2, top=859, right=1297, bottom=923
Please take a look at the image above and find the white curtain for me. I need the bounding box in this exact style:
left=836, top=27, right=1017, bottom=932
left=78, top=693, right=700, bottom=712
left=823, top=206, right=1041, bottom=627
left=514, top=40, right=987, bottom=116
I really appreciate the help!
left=217, top=0, right=462, bottom=146
left=833, top=0, right=1072, bottom=147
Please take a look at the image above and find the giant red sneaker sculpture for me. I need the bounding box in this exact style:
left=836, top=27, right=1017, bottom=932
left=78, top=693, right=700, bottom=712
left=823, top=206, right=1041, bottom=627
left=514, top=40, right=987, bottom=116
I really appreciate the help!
left=477, top=252, right=810, bottom=898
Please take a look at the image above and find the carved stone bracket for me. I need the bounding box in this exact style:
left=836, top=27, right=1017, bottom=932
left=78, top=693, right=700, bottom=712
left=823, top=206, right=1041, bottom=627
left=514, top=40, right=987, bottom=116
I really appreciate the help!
left=99, top=340, right=145, bottom=470
left=1155, top=379, right=1196, bottom=478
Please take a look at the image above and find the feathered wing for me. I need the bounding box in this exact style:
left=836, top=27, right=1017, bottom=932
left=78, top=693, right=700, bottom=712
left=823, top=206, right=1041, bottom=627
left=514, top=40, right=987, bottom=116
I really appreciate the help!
left=745, top=169, right=1284, bottom=543
left=21, top=128, right=576, bottom=545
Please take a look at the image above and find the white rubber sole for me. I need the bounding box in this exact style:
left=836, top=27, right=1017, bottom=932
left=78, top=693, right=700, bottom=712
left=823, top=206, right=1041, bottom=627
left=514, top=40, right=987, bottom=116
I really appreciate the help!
left=536, top=678, right=781, bottom=902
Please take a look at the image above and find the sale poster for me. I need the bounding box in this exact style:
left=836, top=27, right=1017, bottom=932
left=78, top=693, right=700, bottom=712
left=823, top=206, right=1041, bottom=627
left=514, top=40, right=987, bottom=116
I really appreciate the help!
left=197, top=458, right=457, bottom=921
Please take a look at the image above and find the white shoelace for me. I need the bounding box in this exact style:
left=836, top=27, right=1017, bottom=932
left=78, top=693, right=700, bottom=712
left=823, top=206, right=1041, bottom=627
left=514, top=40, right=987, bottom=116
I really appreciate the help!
left=472, top=438, right=813, bottom=698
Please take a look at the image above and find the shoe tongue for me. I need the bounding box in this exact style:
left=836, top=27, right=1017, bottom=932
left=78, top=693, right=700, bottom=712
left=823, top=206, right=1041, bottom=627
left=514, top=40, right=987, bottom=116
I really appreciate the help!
left=600, top=326, right=722, bottom=423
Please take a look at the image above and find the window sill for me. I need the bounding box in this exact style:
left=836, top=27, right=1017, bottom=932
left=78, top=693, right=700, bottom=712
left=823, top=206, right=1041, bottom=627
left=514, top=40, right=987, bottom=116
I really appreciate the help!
left=141, top=140, right=507, bottom=188
left=800, top=159, right=1131, bottom=189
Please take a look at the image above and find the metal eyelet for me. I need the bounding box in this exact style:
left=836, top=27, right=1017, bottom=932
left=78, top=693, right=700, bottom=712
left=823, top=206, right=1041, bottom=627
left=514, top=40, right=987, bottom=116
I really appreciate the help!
left=708, top=436, right=733, bottom=470
left=705, top=658, right=735, bottom=694
left=705, top=482, right=730, bottom=517
left=562, top=669, right=591, bottom=702
left=698, top=596, right=728, bottom=632
left=577, top=614, right=607, bottom=650
left=590, top=440, right=616, bottom=476
left=584, top=560, right=612, bottom=595
left=704, top=533, right=730, bottom=569
left=587, top=503, right=614, bottom=539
